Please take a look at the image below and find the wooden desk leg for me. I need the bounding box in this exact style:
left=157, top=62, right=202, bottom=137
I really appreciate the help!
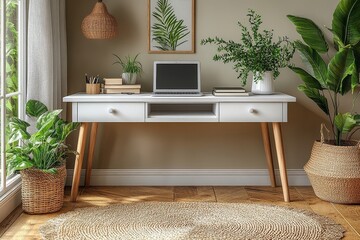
left=272, top=122, right=290, bottom=202
left=71, top=122, right=89, bottom=202
left=260, top=123, right=276, bottom=188
left=85, top=122, right=98, bottom=187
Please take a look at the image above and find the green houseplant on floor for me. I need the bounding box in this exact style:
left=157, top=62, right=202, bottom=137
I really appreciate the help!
left=288, top=0, right=360, bottom=203
left=113, top=53, right=143, bottom=85
left=7, top=100, right=79, bottom=213
left=201, top=9, right=295, bottom=94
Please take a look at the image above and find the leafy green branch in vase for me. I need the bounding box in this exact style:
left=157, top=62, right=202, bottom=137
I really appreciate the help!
left=152, top=0, right=190, bottom=51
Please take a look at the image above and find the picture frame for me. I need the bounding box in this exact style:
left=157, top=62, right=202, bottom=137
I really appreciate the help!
left=148, top=0, right=195, bottom=54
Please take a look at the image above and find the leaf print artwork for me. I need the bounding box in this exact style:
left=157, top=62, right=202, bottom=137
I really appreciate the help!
left=152, top=0, right=190, bottom=51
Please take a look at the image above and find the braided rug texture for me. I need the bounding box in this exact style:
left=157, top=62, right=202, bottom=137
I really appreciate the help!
left=40, top=202, right=344, bottom=240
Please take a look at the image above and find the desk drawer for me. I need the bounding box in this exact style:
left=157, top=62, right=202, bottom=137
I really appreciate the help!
left=77, top=103, right=145, bottom=122
left=220, top=103, right=283, bottom=122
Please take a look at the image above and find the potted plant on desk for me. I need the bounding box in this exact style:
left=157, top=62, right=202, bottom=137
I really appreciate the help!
left=6, top=100, right=79, bottom=213
left=288, top=0, right=360, bottom=203
left=113, top=53, right=143, bottom=85
left=201, top=9, right=295, bottom=94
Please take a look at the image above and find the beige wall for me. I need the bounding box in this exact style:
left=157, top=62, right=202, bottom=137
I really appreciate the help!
left=65, top=0, right=340, bottom=169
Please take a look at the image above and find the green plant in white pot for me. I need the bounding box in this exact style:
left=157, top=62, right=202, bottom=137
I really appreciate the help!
left=201, top=9, right=295, bottom=94
left=113, top=53, right=143, bottom=85
left=288, top=0, right=360, bottom=203
left=6, top=100, right=79, bottom=213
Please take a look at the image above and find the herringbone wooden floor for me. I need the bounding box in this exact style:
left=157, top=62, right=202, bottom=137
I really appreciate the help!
left=1, top=186, right=360, bottom=239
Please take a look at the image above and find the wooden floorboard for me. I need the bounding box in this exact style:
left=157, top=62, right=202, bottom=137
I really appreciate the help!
left=1, top=186, right=359, bottom=239
left=296, top=187, right=360, bottom=239
left=174, top=186, right=216, bottom=202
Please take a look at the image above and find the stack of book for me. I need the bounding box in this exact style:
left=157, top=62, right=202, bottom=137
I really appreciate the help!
left=103, top=78, right=141, bottom=94
left=212, top=87, right=250, bottom=96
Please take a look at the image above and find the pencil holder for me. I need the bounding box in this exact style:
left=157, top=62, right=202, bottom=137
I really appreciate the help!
left=86, top=83, right=100, bottom=94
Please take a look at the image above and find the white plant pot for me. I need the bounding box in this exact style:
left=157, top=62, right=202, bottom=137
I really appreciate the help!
left=251, top=71, right=274, bottom=95
left=122, top=73, right=137, bottom=85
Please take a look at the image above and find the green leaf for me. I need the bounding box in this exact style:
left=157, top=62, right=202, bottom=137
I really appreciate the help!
left=42, top=168, right=58, bottom=174
left=8, top=117, right=30, bottom=143
left=298, top=84, right=329, bottom=115
left=26, top=100, right=48, bottom=118
left=354, top=114, right=360, bottom=124
left=33, top=110, right=62, bottom=140
left=332, top=0, right=360, bottom=46
left=327, top=47, right=353, bottom=93
left=288, top=66, right=323, bottom=89
left=350, top=55, right=359, bottom=92
left=335, top=113, right=357, bottom=133
left=287, top=15, right=328, bottom=53
left=14, top=161, right=34, bottom=171
left=6, top=153, right=34, bottom=174
left=294, top=41, right=328, bottom=87
left=61, top=122, right=80, bottom=141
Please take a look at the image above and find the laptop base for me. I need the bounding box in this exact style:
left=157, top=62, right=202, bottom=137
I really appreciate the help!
left=152, top=92, right=203, bottom=97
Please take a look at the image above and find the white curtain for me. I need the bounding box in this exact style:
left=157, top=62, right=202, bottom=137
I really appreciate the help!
left=27, top=0, right=67, bottom=112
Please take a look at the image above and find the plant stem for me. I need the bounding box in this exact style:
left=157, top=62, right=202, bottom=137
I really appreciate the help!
left=325, top=90, right=336, bottom=137
left=333, top=92, right=341, bottom=145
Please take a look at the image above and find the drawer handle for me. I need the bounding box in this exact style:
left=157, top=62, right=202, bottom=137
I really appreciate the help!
left=249, top=108, right=257, bottom=114
left=108, top=108, right=116, bottom=114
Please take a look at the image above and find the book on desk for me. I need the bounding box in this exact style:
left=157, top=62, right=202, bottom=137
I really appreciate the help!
left=212, top=87, right=250, bottom=96
left=103, top=78, right=141, bottom=94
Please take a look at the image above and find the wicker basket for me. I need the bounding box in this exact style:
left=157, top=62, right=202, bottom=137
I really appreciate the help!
left=20, top=164, right=67, bottom=214
left=304, top=140, right=360, bottom=204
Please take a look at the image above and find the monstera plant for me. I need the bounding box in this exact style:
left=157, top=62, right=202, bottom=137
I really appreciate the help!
left=288, top=0, right=360, bottom=204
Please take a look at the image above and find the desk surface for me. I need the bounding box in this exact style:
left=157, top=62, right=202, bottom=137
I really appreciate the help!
left=63, top=92, right=296, bottom=103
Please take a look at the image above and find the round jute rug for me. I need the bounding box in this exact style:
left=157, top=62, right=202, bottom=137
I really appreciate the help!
left=40, top=202, right=344, bottom=240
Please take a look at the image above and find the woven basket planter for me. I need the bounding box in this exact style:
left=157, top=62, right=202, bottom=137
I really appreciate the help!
left=304, top=140, right=360, bottom=204
left=81, top=1, right=118, bottom=39
left=20, top=164, right=67, bottom=214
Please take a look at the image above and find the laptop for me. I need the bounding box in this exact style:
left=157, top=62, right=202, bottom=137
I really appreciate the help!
left=152, top=61, right=202, bottom=97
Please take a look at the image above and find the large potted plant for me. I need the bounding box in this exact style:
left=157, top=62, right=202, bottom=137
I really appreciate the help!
left=288, top=0, right=360, bottom=203
left=113, top=53, right=143, bottom=85
left=201, top=9, right=295, bottom=94
left=6, top=100, right=79, bottom=213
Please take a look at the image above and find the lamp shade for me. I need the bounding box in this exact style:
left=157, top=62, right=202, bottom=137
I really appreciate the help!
left=81, top=0, right=118, bottom=39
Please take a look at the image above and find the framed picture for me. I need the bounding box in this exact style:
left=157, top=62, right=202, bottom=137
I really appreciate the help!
left=148, top=0, right=195, bottom=54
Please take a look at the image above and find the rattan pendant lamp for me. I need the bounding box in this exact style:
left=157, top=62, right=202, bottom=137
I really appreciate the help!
left=81, top=0, right=118, bottom=39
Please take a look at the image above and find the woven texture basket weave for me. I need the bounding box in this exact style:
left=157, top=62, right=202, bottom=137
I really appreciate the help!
left=304, top=140, right=360, bottom=204
left=81, top=2, right=118, bottom=39
left=20, top=164, right=66, bottom=214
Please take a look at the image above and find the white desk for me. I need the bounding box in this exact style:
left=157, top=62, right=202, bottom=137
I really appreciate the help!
left=64, top=93, right=296, bottom=202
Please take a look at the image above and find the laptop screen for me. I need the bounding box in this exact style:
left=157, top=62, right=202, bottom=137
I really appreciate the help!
left=154, top=62, right=200, bottom=91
